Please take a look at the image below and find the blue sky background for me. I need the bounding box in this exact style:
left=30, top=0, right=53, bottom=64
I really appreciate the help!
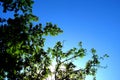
left=0, top=0, right=120, bottom=80
left=33, top=0, right=120, bottom=80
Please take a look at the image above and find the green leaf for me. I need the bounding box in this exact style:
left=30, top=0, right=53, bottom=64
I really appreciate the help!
left=91, top=48, right=96, bottom=54
left=103, top=54, right=109, bottom=58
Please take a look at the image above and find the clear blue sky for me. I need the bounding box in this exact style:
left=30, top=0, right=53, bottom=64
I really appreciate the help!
left=0, top=0, right=120, bottom=80
left=33, top=0, right=120, bottom=80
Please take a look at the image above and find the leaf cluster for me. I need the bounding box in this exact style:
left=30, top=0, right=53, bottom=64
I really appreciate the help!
left=0, top=0, right=34, bottom=13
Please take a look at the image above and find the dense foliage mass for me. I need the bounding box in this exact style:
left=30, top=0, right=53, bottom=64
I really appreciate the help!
left=0, top=0, right=108, bottom=80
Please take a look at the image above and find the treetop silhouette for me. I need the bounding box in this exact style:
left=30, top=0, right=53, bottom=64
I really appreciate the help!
left=0, top=0, right=108, bottom=80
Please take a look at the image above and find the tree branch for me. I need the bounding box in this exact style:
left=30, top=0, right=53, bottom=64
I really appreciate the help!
left=61, top=54, right=80, bottom=64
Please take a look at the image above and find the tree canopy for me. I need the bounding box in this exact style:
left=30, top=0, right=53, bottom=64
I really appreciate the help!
left=0, top=0, right=108, bottom=80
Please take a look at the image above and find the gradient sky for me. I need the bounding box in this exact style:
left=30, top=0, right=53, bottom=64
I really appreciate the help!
left=32, top=0, right=120, bottom=80
left=0, top=0, right=120, bottom=80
